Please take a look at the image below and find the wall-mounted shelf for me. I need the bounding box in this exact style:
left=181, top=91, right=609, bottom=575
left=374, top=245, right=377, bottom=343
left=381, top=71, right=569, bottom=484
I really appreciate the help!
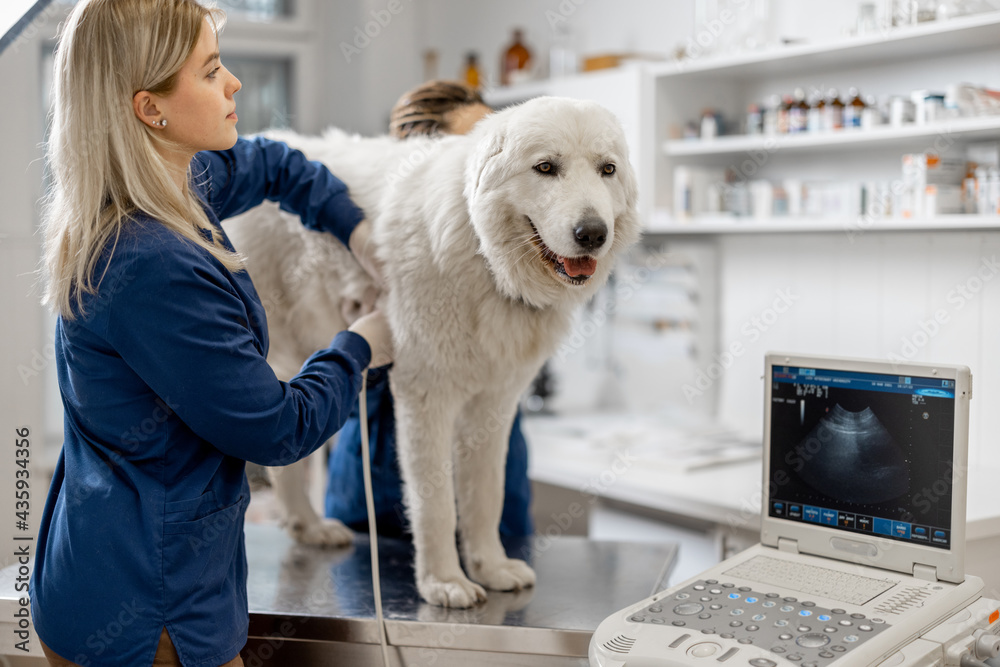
left=664, top=115, right=1000, bottom=157
left=648, top=10, right=1000, bottom=81
left=646, top=214, right=1000, bottom=235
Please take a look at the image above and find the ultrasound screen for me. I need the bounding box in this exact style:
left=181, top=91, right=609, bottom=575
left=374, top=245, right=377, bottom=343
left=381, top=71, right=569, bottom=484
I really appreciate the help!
left=767, top=365, right=956, bottom=550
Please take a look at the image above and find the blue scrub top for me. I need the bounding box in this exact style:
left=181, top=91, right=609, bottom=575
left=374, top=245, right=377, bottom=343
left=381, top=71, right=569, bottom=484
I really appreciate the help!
left=31, top=137, right=369, bottom=667
left=325, top=368, right=534, bottom=538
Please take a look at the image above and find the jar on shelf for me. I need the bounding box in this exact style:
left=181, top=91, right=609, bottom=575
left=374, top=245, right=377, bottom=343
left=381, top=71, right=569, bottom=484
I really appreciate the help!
left=501, top=28, right=533, bottom=86
left=746, top=103, right=763, bottom=135
left=789, top=88, right=809, bottom=133
left=824, top=88, right=845, bottom=130
left=842, top=88, right=866, bottom=128
left=463, top=52, right=481, bottom=89
left=807, top=88, right=825, bottom=133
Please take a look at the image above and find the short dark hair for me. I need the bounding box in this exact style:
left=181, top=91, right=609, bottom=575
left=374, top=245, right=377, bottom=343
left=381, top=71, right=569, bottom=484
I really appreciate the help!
left=389, top=80, right=486, bottom=139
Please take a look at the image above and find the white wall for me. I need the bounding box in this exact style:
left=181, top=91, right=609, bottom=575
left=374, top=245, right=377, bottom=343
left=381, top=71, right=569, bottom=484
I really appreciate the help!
left=0, top=10, right=53, bottom=571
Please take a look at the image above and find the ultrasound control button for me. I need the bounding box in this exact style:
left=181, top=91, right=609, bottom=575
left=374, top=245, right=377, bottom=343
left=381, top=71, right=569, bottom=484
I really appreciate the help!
left=710, top=589, right=722, bottom=595
left=651, top=618, right=665, bottom=624
left=796, top=633, right=831, bottom=649
left=839, top=620, right=853, bottom=626
left=766, top=593, right=780, bottom=598
left=779, top=633, right=793, bottom=640
left=845, top=635, right=859, bottom=643
left=630, top=615, right=645, bottom=622
left=749, top=660, right=777, bottom=667
left=775, top=620, right=789, bottom=627
left=722, top=583, right=735, bottom=588
left=746, top=625, right=760, bottom=632
left=781, top=605, right=795, bottom=613
left=851, top=613, right=866, bottom=619
left=784, top=597, right=798, bottom=603
left=820, top=651, right=835, bottom=658
left=738, top=638, right=753, bottom=645
left=649, top=606, right=662, bottom=613
left=773, top=647, right=787, bottom=654
left=872, top=618, right=885, bottom=624
left=706, top=579, right=718, bottom=584
left=672, top=621, right=686, bottom=627
left=752, top=614, right=767, bottom=622
left=693, top=585, right=706, bottom=591
left=699, top=613, right=712, bottom=620
left=818, top=615, right=831, bottom=622
left=673, top=603, right=704, bottom=616
left=688, top=642, right=721, bottom=658
left=803, top=663, right=819, bottom=667
left=730, top=621, right=743, bottom=627
left=701, top=597, right=712, bottom=602
left=831, top=646, right=847, bottom=652
left=832, top=609, right=846, bottom=615
left=675, top=593, right=690, bottom=600
left=710, top=604, right=723, bottom=610
left=720, top=633, right=734, bottom=639
left=787, top=654, right=803, bottom=661
left=763, top=601, right=776, bottom=608
left=859, top=624, right=873, bottom=632
left=730, top=609, right=744, bottom=616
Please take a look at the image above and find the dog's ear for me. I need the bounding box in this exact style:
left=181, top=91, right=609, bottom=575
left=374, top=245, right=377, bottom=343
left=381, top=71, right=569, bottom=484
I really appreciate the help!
left=464, top=121, right=507, bottom=205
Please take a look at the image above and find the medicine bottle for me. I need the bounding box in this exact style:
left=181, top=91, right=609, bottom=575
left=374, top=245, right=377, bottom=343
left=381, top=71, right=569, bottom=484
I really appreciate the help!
left=843, top=87, right=865, bottom=128
left=808, top=88, right=825, bottom=132
left=464, top=52, right=481, bottom=89
left=824, top=88, right=844, bottom=131
left=789, top=88, right=809, bottom=134
left=501, top=28, right=532, bottom=86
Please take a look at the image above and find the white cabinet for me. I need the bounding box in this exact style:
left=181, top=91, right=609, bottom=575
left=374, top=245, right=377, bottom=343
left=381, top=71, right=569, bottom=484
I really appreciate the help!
left=647, top=10, right=1000, bottom=234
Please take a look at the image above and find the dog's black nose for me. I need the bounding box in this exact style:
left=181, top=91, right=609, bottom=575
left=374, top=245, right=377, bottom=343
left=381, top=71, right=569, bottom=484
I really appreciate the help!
left=574, top=217, right=608, bottom=251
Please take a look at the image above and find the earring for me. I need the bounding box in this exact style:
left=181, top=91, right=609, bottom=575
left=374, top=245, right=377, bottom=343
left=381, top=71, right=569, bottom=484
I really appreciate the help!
left=156, top=119, right=167, bottom=127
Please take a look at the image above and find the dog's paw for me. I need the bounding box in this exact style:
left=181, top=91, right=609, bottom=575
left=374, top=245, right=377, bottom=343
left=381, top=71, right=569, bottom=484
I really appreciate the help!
left=286, top=517, right=354, bottom=548
left=468, top=557, right=536, bottom=592
left=417, top=573, right=488, bottom=608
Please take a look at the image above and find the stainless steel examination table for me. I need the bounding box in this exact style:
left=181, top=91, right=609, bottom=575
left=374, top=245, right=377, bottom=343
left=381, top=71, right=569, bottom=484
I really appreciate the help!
left=243, top=523, right=679, bottom=666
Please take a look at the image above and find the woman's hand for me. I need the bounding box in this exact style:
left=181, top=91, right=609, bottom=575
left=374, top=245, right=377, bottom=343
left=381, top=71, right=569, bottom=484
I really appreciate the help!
left=348, top=219, right=384, bottom=286
left=348, top=309, right=393, bottom=368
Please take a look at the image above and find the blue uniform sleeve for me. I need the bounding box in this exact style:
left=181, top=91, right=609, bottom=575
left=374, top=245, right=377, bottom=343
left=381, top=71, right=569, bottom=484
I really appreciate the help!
left=102, top=237, right=371, bottom=466
left=193, top=136, right=365, bottom=248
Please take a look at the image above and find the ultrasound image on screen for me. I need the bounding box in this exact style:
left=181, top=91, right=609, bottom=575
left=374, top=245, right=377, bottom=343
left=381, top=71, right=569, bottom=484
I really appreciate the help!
left=768, top=367, right=955, bottom=549
left=795, top=404, right=909, bottom=504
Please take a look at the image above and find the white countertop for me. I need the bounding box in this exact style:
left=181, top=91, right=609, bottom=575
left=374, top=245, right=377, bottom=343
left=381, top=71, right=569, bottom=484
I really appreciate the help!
left=523, top=413, right=1000, bottom=541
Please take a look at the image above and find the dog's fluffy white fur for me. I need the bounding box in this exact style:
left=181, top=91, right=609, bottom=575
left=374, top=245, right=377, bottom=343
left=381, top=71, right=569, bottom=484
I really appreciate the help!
left=224, top=96, right=640, bottom=607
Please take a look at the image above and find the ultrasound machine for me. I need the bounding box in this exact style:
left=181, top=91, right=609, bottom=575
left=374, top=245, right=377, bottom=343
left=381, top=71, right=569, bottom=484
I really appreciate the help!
left=590, top=353, right=1000, bottom=667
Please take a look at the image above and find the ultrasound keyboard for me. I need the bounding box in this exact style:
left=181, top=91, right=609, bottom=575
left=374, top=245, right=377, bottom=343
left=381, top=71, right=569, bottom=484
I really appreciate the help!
left=612, top=578, right=891, bottom=666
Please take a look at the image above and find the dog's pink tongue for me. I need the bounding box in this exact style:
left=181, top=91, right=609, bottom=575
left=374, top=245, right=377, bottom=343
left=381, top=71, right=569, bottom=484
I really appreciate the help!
left=562, top=256, right=597, bottom=277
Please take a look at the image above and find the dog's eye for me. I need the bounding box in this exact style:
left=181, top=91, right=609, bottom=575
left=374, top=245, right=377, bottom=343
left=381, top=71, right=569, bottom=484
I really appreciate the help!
left=602, top=163, right=616, bottom=176
left=534, top=162, right=556, bottom=175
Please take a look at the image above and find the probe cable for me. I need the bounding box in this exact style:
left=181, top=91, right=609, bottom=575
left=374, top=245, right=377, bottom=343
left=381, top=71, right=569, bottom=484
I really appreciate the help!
left=360, top=371, right=392, bottom=666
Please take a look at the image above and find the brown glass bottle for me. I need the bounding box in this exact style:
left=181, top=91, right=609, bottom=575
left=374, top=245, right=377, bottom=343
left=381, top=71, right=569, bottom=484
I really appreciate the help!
left=501, top=29, right=532, bottom=86
left=843, top=87, right=865, bottom=128
left=825, top=88, right=844, bottom=130
left=464, top=52, right=481, bottom=89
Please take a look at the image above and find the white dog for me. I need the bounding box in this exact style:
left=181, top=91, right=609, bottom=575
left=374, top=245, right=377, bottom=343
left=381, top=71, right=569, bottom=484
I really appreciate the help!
left=225, top=96, right=640, bottom=607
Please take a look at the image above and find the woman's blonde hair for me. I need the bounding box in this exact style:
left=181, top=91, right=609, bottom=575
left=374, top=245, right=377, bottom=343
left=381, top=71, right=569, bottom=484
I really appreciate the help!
left=41, top=0, right=243, bottom=318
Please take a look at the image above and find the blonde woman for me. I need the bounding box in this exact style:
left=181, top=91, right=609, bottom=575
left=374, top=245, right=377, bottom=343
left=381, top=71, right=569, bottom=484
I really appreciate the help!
left=31, top=1, right=389, bottom=665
